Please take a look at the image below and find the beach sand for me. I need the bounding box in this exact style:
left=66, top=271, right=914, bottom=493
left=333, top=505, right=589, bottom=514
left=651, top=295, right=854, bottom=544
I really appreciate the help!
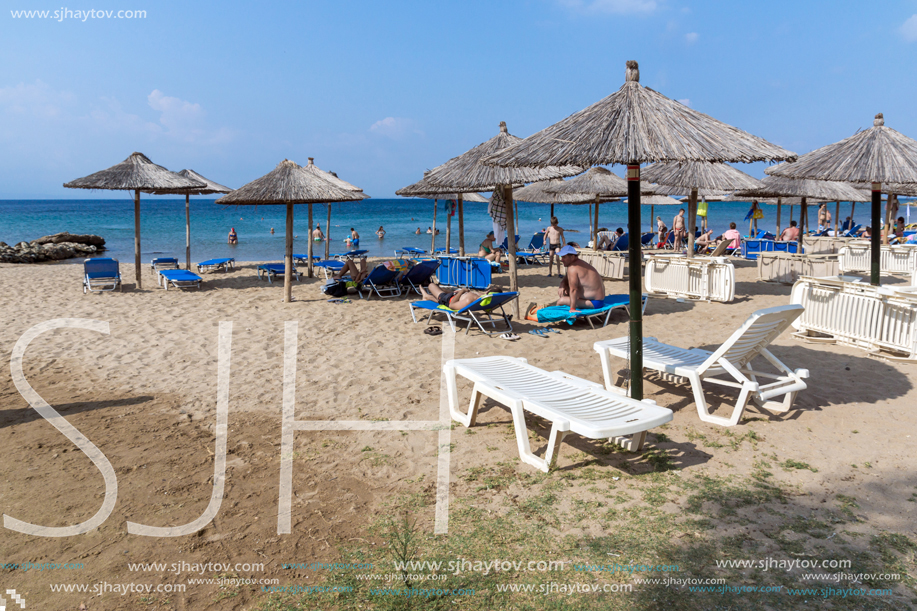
left=0, top=259, right=915, bottom=609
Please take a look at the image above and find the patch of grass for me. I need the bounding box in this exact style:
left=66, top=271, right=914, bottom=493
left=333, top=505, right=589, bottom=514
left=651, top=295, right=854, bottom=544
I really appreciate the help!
left=836, top=494, right=860, bottom=520
left=780, top=458, right=818, bottom=472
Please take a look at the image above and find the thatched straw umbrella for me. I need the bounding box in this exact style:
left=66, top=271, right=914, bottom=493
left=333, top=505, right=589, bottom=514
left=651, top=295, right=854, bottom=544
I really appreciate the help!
left=396, top=172, right=487, bottom=256
left=152, top=169, right=232, bottom=270
left=768, top=114, right=917, bottom=283
left=642, top=162, right=763, bottom=257
left=64, top=152, right=206, bottom=289
left=418, top=121, right=582, bottom=315
left=544, top=167, right=653, bottom=248
left=483, top=61, right=796, bottom=401
left=216, top=159, right=364, bottom=303
left=735, top=173, right=868, bottom=251
left=302, top=158, right=368, bottom=273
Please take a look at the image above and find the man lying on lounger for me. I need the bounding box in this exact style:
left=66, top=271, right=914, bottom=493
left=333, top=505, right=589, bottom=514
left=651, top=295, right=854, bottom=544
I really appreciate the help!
left=419, top=281, right=483, bottom=311
left=556, top=245, right=605, bottom=312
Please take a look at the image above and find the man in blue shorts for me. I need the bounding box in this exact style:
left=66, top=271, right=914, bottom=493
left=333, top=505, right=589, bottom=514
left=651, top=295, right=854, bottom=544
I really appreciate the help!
left=555, top=245, right=605, bottom=312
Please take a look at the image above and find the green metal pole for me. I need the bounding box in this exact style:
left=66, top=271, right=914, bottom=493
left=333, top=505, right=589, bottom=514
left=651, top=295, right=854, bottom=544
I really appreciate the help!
left=871, top=183, right=881, bottom=285
left=627, top=164, right=643, bottom=400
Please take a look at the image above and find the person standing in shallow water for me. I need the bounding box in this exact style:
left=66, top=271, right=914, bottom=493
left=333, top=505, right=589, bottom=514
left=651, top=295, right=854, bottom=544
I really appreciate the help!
left=228, top=227, right=238, bottom=244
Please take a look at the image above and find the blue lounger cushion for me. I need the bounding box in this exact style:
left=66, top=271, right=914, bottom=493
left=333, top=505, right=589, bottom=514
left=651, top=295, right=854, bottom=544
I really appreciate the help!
left=158, top=269, right=203, bottom=290
left=536, top=294, right=647, bottom=328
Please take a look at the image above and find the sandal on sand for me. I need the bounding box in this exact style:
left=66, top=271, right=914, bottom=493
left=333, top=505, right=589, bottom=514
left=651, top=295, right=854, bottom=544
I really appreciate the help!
left=544, top=327, right=560, bottom=334
left=424, top=326, right=443, bottom=336
left=528, top=329, right=547, bottom=337
left=499, top=332, right=520, bottom=340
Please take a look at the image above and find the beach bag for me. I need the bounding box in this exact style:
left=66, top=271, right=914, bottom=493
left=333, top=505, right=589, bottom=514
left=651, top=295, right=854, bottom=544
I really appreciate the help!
left=697, top=200, right=708, bottom=218
left=322, top=280, right=349, bottom=298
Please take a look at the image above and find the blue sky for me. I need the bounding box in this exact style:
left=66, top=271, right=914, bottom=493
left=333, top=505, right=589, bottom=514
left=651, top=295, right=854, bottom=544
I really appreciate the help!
left=2, top=0, right=917, bottom=198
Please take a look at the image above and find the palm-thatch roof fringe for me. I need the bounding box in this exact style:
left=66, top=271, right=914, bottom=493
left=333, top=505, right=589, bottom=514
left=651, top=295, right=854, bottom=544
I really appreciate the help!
left=735, top=173, right=870, bottom=201
left=767, top=114, right=917, bottom=184
left=419, top=121, right=584, bottom=191
left=215, top=159, right=365, bottom=205
left=514, top=178, right=617, bottom=204
left=650, top=184, right=731, bottom=199
left=396, top=171, right=487, bottom=200
left=483, top=62, right=797, bottom=169
left=151, top=169, right=232, bottom=195
left=544, top=167, right=654, bottom=197
left=629, top=194, right=683, bottom=206
left=64, top=152, right=206, bottom=191
left=642, top=161, right=763, bottom=192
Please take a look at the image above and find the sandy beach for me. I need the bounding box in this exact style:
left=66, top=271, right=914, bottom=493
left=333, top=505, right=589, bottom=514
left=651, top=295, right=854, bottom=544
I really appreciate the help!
left=1, top=258, right=915, bottom=610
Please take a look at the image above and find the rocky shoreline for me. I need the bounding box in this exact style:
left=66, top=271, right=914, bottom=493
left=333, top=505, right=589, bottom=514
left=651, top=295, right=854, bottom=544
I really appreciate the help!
left=0, top=232, right=106, bottom=263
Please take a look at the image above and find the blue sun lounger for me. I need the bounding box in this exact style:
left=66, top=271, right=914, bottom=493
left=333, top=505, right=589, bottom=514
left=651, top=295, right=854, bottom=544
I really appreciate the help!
left=257, top=264, right=301, bottom=283
left=433, top=247, right=459, bottom=255
left=360, top=264, right=402, bottom=299
left=399, top=259, right=440, bottom=294
left=536, top=294, right=648, bottom=329
left=83, top=257, right=122, bottom=294
left=516, top=233, right=549, bottom=265
left=409, top=291, right=519, bottom=335
left=396, top=247, right=427, bottom=257
left=331, top=249, right=368, bottom=261
left=150, top=257, right=179, bottom=273
left=158, top=269, right=203, bottom=290
left=313, top=260, right=345, bottom=278
left=197, top=257, right=235, bottom=273
left=293, top=254, right=321, bottom=265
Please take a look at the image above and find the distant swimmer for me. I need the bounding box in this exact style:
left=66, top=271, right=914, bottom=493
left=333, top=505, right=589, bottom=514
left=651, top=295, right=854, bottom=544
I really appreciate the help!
left=270, top=227, right=275, bottom=234
left=415, top=227, right=422, bottom=235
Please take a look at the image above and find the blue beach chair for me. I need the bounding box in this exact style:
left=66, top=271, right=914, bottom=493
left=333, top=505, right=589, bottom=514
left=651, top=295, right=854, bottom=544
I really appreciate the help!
left=359, top=264, right=402, bottom=299
left=535, top=294, right=648, bottom=329
left=83, top=258, right=122, bottom=294
left=150, top=257, right=179, bottom=273
left=640, top=233, right=655, bottom=247
left=409, top=291, right=519, bottom=335
left=293, top=254, right=321, bottom=265
left=313, top=260, right=345, bottom=278
left=516, top=233, right=548, bottom=265
left=399, top=259, right=440, bottom=295
left=396, top=247, right=427, bottom=257
left=257, top=264, right=301, bottom=283
left=331, top=249, right=368, bottom=261
left=197, top=257, right=234, bottom=273
left=433, top=247, right=459, bottom=255
left=158, top=269, right=203, bottom=290
left=610, top=234, right=630, bottom=252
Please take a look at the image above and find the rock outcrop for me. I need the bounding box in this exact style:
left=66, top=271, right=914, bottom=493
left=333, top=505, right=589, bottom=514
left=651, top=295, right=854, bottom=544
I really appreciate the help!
left=0, top=234, right=106, bottom=263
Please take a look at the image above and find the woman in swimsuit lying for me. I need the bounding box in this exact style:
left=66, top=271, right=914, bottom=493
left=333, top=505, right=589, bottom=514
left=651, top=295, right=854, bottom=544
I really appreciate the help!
left=419, top=281, right=482, bottom=311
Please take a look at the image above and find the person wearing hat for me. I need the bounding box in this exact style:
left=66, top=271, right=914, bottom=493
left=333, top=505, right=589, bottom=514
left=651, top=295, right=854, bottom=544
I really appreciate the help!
left=555, top=245, right=605, bottom=311
left=479, top=231, right=504, bottom=264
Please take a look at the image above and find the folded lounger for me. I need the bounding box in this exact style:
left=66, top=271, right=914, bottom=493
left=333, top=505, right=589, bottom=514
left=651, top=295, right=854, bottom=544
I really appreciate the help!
left=398, top=259, right=440, bottom=295
left=536, top=294, right=648, bottom=329
left=593, top=304, right=809, bottom=427
left=83, top=257, right=122, bottom=294
left=410, top=291, right=519, bottom=335
left=257, top=264, right=301, bottom=283
left=359, top=264, right=402, bottom=299
left=158, top=269, right=203, bottom=290
left=150, top=257, right=179, bottom=273
left=197, top=257, right=235, bottom=273
left=444, top=356, right=674, bottom=471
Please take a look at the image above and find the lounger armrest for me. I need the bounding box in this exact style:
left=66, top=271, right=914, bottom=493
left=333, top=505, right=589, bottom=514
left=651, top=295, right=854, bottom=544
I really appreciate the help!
left=795, top=368, right=810, bottom=379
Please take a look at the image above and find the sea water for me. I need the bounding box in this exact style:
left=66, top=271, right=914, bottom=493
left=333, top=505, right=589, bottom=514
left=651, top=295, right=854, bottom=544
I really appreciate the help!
left=0, top=198, right=862, bottom=262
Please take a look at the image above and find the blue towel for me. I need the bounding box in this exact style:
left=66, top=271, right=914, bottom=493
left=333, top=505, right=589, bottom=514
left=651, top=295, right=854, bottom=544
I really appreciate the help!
left=537, top=305, right=610, bottom=325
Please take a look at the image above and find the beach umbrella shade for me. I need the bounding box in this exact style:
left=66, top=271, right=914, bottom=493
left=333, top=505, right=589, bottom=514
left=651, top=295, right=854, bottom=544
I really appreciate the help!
left=484, top=60, right=796, bottom=400
left=302, top=158, right=368, bottom=273
left=767, top=113, right=917, bottom=283
left=414, top=121, right=583, bottom=315
left=152, top=169, right=232, bottom=270
left=397, top=171, right=487, bottom=256
left=735, top=173, right=869, bottom=250
left=642, top=162, right=764, bottom=257
left=545, top=167, right=654, bottom=248
left=64, top=152, right=206, bottom=289
left=215, top=159, right=364, bottom=302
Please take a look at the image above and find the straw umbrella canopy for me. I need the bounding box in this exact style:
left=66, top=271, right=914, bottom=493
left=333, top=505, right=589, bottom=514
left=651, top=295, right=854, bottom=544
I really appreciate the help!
left=396, top=171, right=487, bottom=256
left=641, top=162, right=763, bottom=257
left=417, top=121, right=583, bottom=315
left=735, top=173, right=869, bottom=250
left=301, top=158, right=368, bottom=270
left=215, top=159, right=364, bottom=303
left=515, top=178, right=621, bottom=250
left=767, top=113, right=917, bottom=283
left=544, top=167, right=653, bottom=247
left=151, top=169, right=232, bottom=271
left=483, top=60, right=796, bottom=401
left=64, top=152, right=206, bottom=289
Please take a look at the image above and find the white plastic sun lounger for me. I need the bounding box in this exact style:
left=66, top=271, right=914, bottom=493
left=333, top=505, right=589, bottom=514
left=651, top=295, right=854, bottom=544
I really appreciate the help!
left=594, top=304, right=809, bottom=427
left=444, top=356, right=673, bottom=472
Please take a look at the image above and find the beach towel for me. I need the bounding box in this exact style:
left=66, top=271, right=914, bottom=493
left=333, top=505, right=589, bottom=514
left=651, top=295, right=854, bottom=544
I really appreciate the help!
left=536, top=305, right=610, bottom=325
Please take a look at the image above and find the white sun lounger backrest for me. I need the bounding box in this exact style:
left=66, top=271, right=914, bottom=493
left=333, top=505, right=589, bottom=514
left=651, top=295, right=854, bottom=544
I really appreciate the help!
left=840, top=244, right=917, bottom=275
left=696, top=305, right=804, bottom=375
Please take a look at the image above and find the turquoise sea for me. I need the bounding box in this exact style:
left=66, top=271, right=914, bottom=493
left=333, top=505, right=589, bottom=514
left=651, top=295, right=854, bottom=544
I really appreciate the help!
left=0, top=198, right=866, bottom=263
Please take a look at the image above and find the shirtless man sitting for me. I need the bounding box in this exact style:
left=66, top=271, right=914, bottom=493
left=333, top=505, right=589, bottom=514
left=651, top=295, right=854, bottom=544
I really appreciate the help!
left=419, top=281, right=482, bottom=311
left=555, top=245, right=605, bottom=312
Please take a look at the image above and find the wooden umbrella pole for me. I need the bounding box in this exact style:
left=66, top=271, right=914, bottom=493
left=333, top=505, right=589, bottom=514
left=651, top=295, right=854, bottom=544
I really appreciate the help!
left=515, top=198, right=520, bottom=236
left=834, top=201, right=840, bottom=236
left=593, top=194, right=600, bottom=249
left=803, top=201, right=809, bottom=235
left=797, top=198, right=806, bottom=253
left=134, top=189, right=142, bottom=289
left=307, top=203, right=314, bottom=277
left=883, top=194, right=895, bottom=246
left=431, top=199, right=437, bottom=254
left=776, top=198, right=782, bottom=238
left=871, top=184, right=881, bottom=285
left=850, top=202, right=856, bottom=227
left=550, top=203, right=554, bottom=220
left=325, top=204, right=331, bottom=260
left=458, top=195, right=465, bottom=256
left=650, top=204, right=654, bottom=235
left=626, top=164, right=643, bottom=401
left=446, top=200, right=452, bottom=254
left=789, top=205, right=794, bottom=225
left=686, top=188, right=698, bottom=259
left=504, top=186, right=519, bottom=318
left=185, top=194, right=191, bottom=270
left=284, top=203, right=294, bottom=302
